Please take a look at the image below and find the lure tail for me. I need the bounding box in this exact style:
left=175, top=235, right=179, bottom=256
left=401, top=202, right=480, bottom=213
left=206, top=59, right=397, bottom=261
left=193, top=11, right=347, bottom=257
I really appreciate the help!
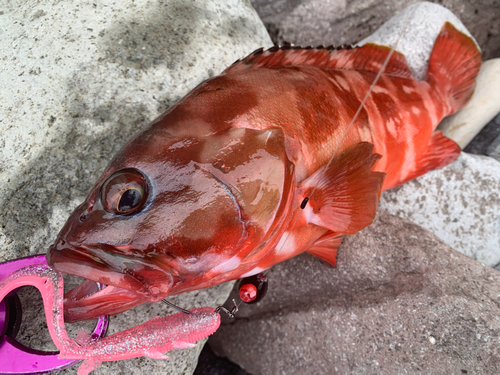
left=427, top=22, right=482, bottom=115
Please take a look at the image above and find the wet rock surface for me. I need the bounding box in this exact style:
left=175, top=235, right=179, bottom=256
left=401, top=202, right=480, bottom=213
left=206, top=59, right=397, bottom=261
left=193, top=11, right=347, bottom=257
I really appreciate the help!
left=210, top=210, right=500, bottom=374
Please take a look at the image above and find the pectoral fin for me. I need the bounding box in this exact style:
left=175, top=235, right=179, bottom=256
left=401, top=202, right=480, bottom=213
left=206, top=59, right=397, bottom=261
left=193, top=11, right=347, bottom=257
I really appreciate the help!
left=306, top=232, right=344, bottom=267
left=300, top=142, right=385, bottom=235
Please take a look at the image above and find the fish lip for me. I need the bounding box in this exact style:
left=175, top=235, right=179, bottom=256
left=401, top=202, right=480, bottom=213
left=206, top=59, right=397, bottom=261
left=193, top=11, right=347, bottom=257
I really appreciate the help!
left=47, top=242, right=168, bottom=302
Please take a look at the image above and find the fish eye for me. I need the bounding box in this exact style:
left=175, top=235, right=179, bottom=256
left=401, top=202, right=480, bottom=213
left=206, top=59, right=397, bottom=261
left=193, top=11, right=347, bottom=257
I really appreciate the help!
left=100, top=169, right=148, bottom=215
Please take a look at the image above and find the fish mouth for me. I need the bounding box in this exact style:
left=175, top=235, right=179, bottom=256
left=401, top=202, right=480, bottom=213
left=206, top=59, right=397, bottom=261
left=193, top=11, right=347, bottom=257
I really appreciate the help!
left=47, top=243, right=173, bottom=321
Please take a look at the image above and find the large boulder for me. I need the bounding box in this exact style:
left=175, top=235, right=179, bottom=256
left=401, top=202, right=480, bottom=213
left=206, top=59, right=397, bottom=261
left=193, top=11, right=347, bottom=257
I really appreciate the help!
left=210, top=210, right=500, bottom=374
left=0, top=0, right=272, bottom=373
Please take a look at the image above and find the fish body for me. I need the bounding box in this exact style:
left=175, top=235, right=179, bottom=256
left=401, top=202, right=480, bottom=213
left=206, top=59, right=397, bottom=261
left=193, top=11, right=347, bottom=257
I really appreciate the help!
left=47, top=22, right=481, bottom=321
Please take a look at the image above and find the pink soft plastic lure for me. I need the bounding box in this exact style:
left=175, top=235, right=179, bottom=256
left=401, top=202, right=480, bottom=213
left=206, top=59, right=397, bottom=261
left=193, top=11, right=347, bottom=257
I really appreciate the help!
left=0, top=264, right=220, bottom=375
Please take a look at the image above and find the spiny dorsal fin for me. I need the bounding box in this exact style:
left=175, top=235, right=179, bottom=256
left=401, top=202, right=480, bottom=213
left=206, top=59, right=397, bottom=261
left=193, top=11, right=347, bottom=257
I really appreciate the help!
left=227, top=44, right=414, bottom=78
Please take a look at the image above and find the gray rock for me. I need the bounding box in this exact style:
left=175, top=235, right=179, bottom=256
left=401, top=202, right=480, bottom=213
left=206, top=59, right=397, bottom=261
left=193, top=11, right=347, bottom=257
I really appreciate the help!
left=250, top=0, right=500, bottom=61
left=380, top=152, right=500, bottom=268
left=0, top=0, right=272, bottom=373
left=210, top=210, right=500, bottom=374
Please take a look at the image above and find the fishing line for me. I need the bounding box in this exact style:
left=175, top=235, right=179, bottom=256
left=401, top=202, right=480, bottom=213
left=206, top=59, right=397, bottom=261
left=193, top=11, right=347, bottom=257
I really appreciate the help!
left=266, top=6, right=418, bottom=273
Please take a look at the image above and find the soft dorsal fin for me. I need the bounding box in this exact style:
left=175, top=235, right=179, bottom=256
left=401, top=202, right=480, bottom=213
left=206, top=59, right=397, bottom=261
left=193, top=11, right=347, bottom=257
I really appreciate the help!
left=226, top=44, right=414, bottom=78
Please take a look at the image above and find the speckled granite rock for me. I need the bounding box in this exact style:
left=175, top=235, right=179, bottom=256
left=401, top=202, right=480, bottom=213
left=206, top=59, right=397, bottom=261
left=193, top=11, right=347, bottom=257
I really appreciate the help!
left=210, top=210, right=500, bottom=374
left=380, top=152, right=500, bottom=269
left=250, top=0, right=500, bottom=60
left=0, top=0, right=272, bottom=373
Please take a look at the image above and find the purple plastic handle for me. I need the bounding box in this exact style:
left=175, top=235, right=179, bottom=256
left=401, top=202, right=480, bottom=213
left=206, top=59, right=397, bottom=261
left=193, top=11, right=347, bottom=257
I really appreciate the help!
left=0, top=254, right=109, bottom=374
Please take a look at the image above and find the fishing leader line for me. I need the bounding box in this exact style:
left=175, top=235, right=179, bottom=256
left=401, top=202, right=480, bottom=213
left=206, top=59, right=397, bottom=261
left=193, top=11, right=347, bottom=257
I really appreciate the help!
left=267, top=5, right=418, bottom=274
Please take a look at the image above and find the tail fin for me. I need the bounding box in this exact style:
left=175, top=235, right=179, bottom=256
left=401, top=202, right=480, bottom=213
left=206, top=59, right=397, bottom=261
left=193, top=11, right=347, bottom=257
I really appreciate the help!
left=427, top=22, right=482, bottom=114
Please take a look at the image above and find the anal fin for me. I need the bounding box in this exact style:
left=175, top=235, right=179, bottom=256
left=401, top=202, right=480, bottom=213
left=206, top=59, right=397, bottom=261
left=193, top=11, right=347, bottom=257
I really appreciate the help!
left=306, top=232, right=344, bottom=267
left=399, top=130, right=461, bottom=185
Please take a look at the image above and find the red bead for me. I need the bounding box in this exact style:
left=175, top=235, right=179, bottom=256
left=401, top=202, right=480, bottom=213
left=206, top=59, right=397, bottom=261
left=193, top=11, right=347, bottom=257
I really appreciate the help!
left=239, top=283, right=258, bottom=303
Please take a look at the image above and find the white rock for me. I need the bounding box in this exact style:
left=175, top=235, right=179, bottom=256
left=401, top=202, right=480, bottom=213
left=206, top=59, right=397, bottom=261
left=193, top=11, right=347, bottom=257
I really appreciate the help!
left=437, top=59, right=500, bottom=148
left=380, top=153, right=500, bottom=268
left=0, top=0, right=271, bottom=373
left=359, top=1, right=478, bottom=80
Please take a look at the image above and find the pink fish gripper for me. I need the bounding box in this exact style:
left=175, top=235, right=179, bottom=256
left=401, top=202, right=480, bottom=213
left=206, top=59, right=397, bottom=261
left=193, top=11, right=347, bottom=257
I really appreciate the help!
left=0, top=254, right=109, bottom=374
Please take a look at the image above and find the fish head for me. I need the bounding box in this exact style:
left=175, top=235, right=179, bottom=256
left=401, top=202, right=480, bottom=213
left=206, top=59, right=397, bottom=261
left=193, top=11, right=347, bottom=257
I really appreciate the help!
left=47, top=106, right=295, bottom=319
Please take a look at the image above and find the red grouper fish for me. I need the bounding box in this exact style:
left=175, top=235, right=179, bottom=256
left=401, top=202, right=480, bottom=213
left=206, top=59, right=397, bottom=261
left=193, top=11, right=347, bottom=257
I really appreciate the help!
left=47, top=22, right=481, bottom=322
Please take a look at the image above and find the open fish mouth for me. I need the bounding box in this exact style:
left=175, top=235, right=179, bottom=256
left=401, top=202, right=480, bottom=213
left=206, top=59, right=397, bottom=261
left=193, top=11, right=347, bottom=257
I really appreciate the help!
left=46, top=244, right=173, bottom=322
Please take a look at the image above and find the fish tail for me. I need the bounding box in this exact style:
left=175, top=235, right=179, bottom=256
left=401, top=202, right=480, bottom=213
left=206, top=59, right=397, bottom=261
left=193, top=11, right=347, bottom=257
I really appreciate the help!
left=426, top=22, right=481, bottom=115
